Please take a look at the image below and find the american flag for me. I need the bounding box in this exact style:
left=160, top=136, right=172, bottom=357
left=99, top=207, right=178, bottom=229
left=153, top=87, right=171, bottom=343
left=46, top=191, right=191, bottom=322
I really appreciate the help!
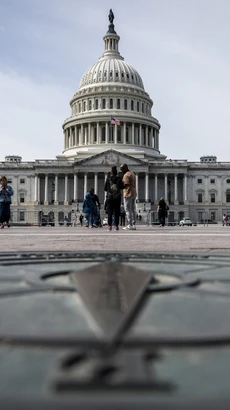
left=110, top=116, right=120, bottom=125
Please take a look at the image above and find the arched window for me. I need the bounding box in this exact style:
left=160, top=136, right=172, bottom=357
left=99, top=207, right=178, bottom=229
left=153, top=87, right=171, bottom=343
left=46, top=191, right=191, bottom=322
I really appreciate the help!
left=226, top=190, right=230, bottom=202
left=131, top=100, right=134, bottom=111
left=83, top=101, right=86, bottom=111
left=117, top=98, right=120, bottom=109
left=110, top=99, right=113, bottom=109
left=95, top=99, right=98, bottom=109
left=89, top=100, right=92, bottom=110
left=102, top=99, right=106, bottom=109
left=124, top=99, right=128, bottom=110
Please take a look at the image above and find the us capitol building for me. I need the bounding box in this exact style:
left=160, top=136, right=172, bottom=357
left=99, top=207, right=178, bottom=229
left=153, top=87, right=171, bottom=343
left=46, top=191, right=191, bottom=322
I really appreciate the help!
left=1, top=11, right=230, bottom=225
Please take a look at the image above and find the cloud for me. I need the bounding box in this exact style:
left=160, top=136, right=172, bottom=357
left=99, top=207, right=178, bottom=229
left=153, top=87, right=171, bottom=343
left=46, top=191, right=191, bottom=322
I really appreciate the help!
left=0, top=70, right=71, bottom=161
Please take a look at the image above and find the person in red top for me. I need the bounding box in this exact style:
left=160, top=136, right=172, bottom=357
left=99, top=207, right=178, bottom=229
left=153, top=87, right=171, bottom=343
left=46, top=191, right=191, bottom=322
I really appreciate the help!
left=120, top=164, right=137, bottom=230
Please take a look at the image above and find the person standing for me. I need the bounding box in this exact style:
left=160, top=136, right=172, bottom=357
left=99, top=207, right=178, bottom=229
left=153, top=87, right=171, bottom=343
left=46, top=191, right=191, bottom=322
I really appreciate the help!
left=104, top=166, right=123, bottom=231
left=157, top=197, right=168, bottom=227
left=0, top=176, right=14, bottom=229
left=120, top=202, right=126, bottom=226
left=120, top=164, right=137, bottom=230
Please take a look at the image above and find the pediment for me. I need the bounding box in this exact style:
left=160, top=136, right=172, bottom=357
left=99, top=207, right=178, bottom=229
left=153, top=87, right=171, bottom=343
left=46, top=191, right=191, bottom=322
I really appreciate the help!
left=74, top=149, right=147, bottom=167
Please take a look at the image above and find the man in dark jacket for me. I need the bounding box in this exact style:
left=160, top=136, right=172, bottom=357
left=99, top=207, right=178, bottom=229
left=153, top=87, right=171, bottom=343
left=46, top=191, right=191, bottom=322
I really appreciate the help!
left=104, top=166, right=123, bottom=231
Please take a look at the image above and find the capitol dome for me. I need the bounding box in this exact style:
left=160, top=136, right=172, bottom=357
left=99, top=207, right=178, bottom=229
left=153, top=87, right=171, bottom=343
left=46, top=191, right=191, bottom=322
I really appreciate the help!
left=78, top=46, right=144, bottom=91
left=62, top=11, right=165, bottom=161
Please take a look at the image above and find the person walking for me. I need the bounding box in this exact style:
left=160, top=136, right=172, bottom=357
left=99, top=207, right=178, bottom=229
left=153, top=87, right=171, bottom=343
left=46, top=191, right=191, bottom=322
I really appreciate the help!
left=82, top=192, right=97, bottom=228
left=89, top=188, right=101, bottom=227
left=79, top=213, right=83, bottom=227
left=120, top=164, right=137, bottom=230
left=0, top=176, right=14, bottom=229
left=104, top=166, right=123, bottom=231
left=157, top=197, right=168, bottom=227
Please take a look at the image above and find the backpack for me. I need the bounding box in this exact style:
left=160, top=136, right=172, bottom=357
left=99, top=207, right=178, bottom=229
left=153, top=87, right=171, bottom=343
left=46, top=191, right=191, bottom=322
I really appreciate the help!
left=108, top=178, right=122, bottom=200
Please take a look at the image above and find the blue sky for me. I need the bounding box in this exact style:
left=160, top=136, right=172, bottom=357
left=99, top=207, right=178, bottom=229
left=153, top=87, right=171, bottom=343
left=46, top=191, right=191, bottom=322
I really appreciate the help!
left=0, top=0, right=230, bottom=161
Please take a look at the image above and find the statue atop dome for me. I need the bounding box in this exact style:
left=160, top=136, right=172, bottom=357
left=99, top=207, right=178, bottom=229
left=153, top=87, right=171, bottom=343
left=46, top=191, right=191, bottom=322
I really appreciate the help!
left=108, top=9, right=114, bottom=24
left=107, top=9, right=116, bottom=34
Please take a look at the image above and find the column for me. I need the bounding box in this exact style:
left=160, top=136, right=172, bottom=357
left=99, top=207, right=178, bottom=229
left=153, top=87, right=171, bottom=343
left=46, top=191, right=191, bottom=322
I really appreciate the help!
left=174, top=174, right=178, bottom=204
left=74, top=126, right=77, bottom=145
left=84, top=173, right=88, bottom=197
left=150, top=128, right=153, bottom=148
left=145, top=172, right=149, bottom=202
left=97, top=123, right=100, bottom=144
left=154, top=174, right=158, bottom=203
left=132, top=123, right=135, bottom=145
left=34, top=175, right=38, bottom=203
left=114, top=123, right=118, bottom=144
left=106, top=123, right=109, bottom=144
left=37, top=176, right=40, bottom=203
left=145, top=126, right=148, bottom=146
left=12, top=176, right=18, bottom=205
left=184, top=174, right=188, bottom=202
left=44, top=174, right=48, bottom=205
left=64, top=174, right=68, bottom=205
left=136, top=173, right=139, bottom=201
left=54, top=174, right=59, bottom=205
left=104, top=173, right=108, bottom=201
left=94, top=172, right=98, bottom=194
left=80, top=124, right=83, bottom=145
left=70, top=128, right=73, bottom=147
left=139, top=124, right=142, bottom=145
left=204, top=175, right=208, bottom=202
left=164, top=174, right=168, bottom=201
left=123, top=122, right=126, bottom=144
left=74, top=173, right=78, bottom=202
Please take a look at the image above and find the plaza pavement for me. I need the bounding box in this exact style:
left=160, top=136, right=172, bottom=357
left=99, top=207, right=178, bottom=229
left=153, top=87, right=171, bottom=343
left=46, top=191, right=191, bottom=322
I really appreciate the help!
left=1, top=224, right=230, bottom=253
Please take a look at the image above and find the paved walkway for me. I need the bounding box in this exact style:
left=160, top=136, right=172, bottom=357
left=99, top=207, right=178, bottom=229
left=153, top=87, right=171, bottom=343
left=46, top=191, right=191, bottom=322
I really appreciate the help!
left=1, top=225, right=230, bottom=253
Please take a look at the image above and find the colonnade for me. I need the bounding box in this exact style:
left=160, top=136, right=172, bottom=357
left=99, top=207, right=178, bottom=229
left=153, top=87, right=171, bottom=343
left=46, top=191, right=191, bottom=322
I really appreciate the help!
left=64, top=122, right=159, bottom=150
left=34, top=172, right=188, bottom=205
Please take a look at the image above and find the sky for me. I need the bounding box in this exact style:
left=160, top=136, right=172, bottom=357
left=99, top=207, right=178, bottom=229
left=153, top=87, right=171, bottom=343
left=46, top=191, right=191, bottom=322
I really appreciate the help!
left=0, top=0, right=230, bottom=162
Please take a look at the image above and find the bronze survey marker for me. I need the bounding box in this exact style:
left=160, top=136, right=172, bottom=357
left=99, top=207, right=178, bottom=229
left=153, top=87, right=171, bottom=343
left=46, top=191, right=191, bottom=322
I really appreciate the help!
left=70, top=261, right=152, bottom=341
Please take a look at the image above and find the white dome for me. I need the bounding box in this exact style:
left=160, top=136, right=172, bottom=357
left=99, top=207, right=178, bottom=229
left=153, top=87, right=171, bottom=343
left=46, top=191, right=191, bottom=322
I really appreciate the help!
left=79, top=57, right=144, bottom=90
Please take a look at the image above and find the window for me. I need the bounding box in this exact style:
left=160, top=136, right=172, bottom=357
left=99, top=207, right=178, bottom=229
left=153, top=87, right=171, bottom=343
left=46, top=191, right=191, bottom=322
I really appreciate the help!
left=137, top=101, right=139, bottom=112
left=83, top=101, right=86, bottom=111
left=124, top=99, right=127, bottom=110
left=102, top=99, right=106, bottom=109
left=227, top=179, right=230, bottom=184
left=210, top=211, right=216, bottom=221
left=131, top=100, right=134, bottom=111
left=20, top=179, right=25, bottom=184
left=19, top=211, right=25, bottom=221
left=142, top=103, right=144, bottom=113
left=101, top=126, right=106, bottom=142
left=198, top=212, right=203, bottom=221
left=7, top=179, right=12, bottom=184
left=126, top=126, right=129, bottom=143
left=197, top=179, right=202, bottom=184
left=211, top=193, right=215, bottom=203
left=226, top=190, right=230, bottom=202
left=110, top=99, right=113, bottom=109
left=117, top=126, right=121, bottom=143
left=210, top=179, right=215, bottom=184
left=94, top=127, right=97, bottom=143
left=19, top=192, right=25, bottom=203
left=79, top=102, right=81, bottom=112
left=117, top=99, right=120, bottom=109
left=198, top=193, right=203, bottom=203
left=89, top=100, right=92, bottom=110
left=95, top=99, right=98, bottom=109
